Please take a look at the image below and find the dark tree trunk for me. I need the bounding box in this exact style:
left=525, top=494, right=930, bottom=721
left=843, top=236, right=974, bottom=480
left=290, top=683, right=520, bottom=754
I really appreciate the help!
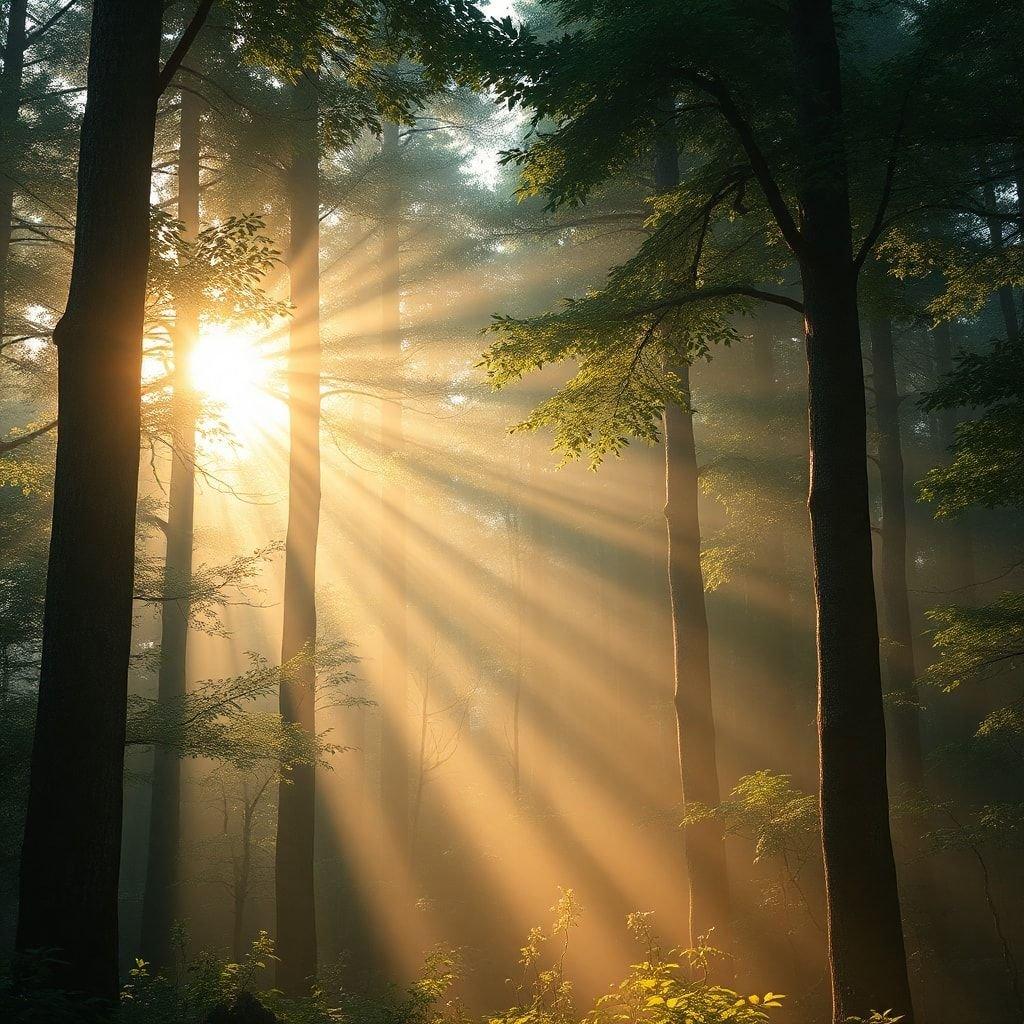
left=868, top=315, right=923, bottom=795
left=140, top=84, right=202, bottom=971
left=378, top=122, right=411, bottom=851
left=231, top=890, right=246, bottom=964
left=0, top=0, right=28, bottom=340
left=232, top=797, right=255, bottom=963
left=789, top=3, right=913, bottom=1021
left=930, top=323, right=975, bottom=592
left=655, top=129, right=729, bottom=948
left=275, top=75, right=321, bottom=995
left=16, top=0, right=163, bottom=1000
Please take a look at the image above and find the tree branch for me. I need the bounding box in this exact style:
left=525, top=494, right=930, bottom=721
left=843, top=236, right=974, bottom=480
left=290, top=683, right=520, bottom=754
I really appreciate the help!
left=683, top=71, right=804, bottom=255
left=156, top=0, right=215, bottom=96
left=628, top=284, right=804, bottom=319
left=0, top=419, right=56, bottom=453
left=854, top=90, right=910, bottom=269
left=24, top=1, right=78, bottom=48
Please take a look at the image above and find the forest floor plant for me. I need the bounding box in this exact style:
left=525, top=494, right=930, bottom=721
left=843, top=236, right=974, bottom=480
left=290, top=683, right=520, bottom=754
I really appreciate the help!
left=1, top=891, right=792, bottom=1024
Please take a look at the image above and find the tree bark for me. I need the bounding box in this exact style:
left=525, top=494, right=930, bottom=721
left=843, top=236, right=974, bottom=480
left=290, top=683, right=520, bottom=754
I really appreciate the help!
left=232, top=792, right=255, bottom=962
left=275, top=73, right=321, bottom=995
left=663, top=376, right=730, bottom=949
left=378, top=121, right=411, bottom=852
left=868, top=315, right=924, bottom=795
left=655, top=130, right=729, bottom=949
left=654, top=124, right=729, bottom=948
left=789, top=3, right=913, bottom=1020
left=139, top=85, right=202, bottom=970
left=15, top=0, right=163, bottom=1000
left=0, top=0, right=28, bottom=341
left=930, top=322, right=975, bottom=592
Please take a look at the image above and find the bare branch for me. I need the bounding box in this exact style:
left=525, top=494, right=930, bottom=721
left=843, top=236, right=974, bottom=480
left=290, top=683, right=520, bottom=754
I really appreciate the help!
left=157, top=0, right=215, bottom=96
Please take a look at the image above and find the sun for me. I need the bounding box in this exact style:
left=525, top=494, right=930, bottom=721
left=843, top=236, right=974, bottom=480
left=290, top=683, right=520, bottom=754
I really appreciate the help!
left=189, top=323, right=280, bottom=448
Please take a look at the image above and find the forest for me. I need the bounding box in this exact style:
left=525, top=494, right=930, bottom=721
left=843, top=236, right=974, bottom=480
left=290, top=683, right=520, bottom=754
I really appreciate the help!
left=0, top=1, right=1022, bottom=1022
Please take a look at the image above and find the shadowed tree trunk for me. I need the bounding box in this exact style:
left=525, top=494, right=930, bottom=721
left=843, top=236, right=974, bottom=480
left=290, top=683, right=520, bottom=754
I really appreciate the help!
left=378, top=121, right=411, bottom=853
left=0, top=0, right=27, bottom=341
left=789, top=2, right=912, bottom=1020
left=275, top=72, right=321, bottom=995
left=140, top=84, right=202, bottom=971
left=15, top=0, right=164, bottom=1000
left=654, top=132, right=729, bottom=949
left=868, top=314, right=923, bottom=796
left=230, top=774, right=270, bottom=962
left=930, top=322, right=975, bottom=592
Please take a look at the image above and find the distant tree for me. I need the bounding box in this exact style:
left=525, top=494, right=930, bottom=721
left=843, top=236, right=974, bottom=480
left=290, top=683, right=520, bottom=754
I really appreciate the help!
left=653, top=129, right=729, bottom=952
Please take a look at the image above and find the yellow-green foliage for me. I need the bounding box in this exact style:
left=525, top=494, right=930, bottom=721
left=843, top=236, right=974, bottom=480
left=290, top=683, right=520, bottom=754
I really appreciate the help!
left=683, top=772, right=819, bottom=924
left=589, top=912, right=782, bottom=1024
left=489, top=892, right=783, bottom=1024
left=921, top=594, right=1024, bottom=691
left=3, top=895, right=785, bottom=1024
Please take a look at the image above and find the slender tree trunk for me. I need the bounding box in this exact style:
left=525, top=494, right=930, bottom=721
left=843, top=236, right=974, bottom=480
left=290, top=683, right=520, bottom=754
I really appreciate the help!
left=868, top=315, right=923, bottom=795
left=868, top=315, right=935, bottom=1019
left=15, top=0, right=163, bottom=1000
left=378, top=122, right=410, bottom=852
left=931, top=322, right=975, bottom=592
left=140, top=84, right=202, bottom=971
left=231, top=890, right=246, bottom=963
left=655, top=130, right=729, bottom=948
left=232, top=799, right=254, bottom=962
left=662, top=373, right=729, bottom=949
left=0, top=0, right=27, bottom=341
left=789, top=3, right=913, bottom=1020
left=275, top=74, right=321, bottom=995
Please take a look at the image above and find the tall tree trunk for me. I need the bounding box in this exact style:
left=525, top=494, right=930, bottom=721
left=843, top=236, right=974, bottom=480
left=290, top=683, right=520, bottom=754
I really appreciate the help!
left=232, top=794, right=255, bottom=962
left=655, top=131, right=729, bottom=949
left=930, top=322, right=975, bottom=592
left=868, top=315, right=923, bottom=795
left=378, top=122, right=410, bottom=852
left=139, top=85, right=202, bottom=971
left=789, top=2, right=913, bottom=1020
left=275, top=74, right=321, bottom=995
left=0, top=0, right=27, bottom=341
left=16, top=0, right=163, bottom=1000
left=662, top=374, right=729, bottom=949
